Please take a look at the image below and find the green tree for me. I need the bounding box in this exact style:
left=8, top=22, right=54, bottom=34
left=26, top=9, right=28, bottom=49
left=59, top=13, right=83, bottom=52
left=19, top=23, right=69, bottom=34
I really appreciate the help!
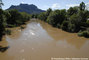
left=0, top=9, right=7, bottom=40
left=38, top=12, right=46, bottom=21
left=80, top=2, right=85, bottom=11
left=46, top=8, right=52, bottom=16
left=79, top=10, right=89, bottom=22
left=7, top=9, right=30, bottom=27
left=68, top=14, right=82, bottom=32
left=67, top=7, right=78, bottom=17
left=61, top=21, right=69, bottom=31
left=47, top=10, right=60, bottom=27
left=47, top=9, right=66, bottom=27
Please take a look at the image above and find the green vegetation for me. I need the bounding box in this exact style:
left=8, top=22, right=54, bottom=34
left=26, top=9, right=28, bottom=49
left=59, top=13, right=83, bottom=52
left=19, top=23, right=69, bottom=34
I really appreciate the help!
left=47, top=9, right=66, bottom=28
left=78, top=31, right=89, bottom=38
left=0, top=9, right=7, bottom=40
left=0, top=9, right=30, bottom=41
left=7, top=9, right=30, bottom=27
left=38, top=2, right=89, bottom=38
left=5, top=29, right=11, bottom=35
left=38, top=8, right=52, bottom=22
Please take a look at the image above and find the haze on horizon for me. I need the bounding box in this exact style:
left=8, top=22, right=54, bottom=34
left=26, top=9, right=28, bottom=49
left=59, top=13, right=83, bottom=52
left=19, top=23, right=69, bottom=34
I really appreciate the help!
left=2, top=0, right=89, bottom=10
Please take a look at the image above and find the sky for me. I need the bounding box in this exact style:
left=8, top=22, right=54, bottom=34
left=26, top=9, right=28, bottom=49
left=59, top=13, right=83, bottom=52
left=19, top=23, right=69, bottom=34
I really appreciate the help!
left=2, top=0, right=89, bottom=10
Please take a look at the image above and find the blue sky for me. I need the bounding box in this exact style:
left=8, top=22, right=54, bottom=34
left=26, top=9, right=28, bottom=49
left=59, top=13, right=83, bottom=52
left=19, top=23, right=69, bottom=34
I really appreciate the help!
left=2, top=0, right=89, bottom=10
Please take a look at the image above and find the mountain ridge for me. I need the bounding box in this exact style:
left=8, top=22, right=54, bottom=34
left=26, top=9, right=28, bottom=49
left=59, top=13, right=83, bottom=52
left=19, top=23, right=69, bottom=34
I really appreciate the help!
left=7, top=4, right=45, bottom=14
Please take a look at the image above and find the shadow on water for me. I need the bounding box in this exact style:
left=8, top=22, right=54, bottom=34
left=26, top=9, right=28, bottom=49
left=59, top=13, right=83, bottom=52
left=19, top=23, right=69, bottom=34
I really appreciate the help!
left=0, top=46, right=9, bottom=53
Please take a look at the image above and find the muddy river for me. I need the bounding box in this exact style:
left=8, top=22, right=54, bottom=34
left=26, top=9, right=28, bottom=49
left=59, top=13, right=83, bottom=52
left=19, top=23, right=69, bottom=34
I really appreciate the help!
left=0, top=20, right=89, bottom=60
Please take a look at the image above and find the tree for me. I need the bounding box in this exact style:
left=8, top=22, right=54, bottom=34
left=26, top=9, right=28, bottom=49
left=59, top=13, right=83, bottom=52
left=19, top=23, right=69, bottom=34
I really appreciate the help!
left=80, top=2, right=85, bottom=11
left=61, top=21, right=69, bottom=31
left=6, top=9, right=30, bottom=27
left=38, top=8, right=52, bottom=22
left=38, top=12, right=47, bottom=21
left=46, top=8, right=52, bottom=16
left=78, top=10, right=89, bottom=22
left=67, top=7, right=78, bottom=17
left=68, top=14, right=82, bottom=32
left=47, top=10, right=60, bottom=27
left=0, top=9, right=7, bottom=40
left=7, top=9, right=21, bottom=25
left=47, top=9, right=66, bottom=27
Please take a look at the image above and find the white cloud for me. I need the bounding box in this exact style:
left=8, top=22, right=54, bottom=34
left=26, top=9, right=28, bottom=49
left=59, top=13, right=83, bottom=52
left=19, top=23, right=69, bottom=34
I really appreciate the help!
left=51, top=3, right=60, bottom=9
left=86, top=2, right=89, bottom=10
left=21, top=2, right=25, bottom=4
left=66, top=2, right=89, bottom=9
left=85, top=2, right=89, bottom=5
left=21, top=2, right=31, bottom=4
left=66, top=4, right=79, bottom=7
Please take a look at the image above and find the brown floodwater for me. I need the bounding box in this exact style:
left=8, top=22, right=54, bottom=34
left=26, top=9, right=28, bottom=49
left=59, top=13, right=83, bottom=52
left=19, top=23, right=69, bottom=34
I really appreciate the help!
left=0, top=20, right=89, bottom=60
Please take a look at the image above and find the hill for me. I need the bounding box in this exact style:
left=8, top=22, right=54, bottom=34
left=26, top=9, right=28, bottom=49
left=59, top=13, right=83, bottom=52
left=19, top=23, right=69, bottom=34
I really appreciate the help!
left=7, top=4, right=45, bottom=14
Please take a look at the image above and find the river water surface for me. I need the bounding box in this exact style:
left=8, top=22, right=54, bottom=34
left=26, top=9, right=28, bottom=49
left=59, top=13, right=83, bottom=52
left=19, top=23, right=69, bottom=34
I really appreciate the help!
left=0, top=20, right=89, bottom=60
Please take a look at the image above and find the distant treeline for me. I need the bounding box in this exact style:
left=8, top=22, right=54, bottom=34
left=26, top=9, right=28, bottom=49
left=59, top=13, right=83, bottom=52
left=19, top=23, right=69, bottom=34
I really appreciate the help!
left=36, top=2, right=89, bottom=38
left=0, top=9, right=31, bottom=41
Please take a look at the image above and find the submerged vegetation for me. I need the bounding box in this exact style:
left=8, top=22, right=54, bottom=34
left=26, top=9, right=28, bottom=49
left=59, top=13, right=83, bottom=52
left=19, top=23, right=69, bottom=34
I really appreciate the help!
left=0, top=9, right=30, bottom=41
left=37, top=2, right=89, bottom=38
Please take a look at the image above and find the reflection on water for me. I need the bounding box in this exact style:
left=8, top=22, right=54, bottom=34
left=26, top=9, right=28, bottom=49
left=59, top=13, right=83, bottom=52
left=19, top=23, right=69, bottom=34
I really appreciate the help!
left=40, top=21, right=89, bottom=49
left=0, top=20, right=89, bottom=60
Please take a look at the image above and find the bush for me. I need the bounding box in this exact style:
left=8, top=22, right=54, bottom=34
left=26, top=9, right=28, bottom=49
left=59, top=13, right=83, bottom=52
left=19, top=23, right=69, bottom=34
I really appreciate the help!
left=78, top=31, right=89, bottom=38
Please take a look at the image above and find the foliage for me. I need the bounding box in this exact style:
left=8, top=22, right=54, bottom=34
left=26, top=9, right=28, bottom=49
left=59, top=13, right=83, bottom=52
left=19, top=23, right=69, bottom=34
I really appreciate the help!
left=78, top=10, right=89, bottom=22
left=5, top=29, right=11, bottom=35
left=68, top=14, right=82, bottom=32
left=0, top=9, right=7, bottom=40
left=78, top=31, right=89, bottom=38
left=0, top=9, right=31, bottom=40
left=61, top=21, right=69, bottom=31
left=31, top=14, right=38, bottom=18
left=38, top=12, right=47, bottom=21
left=38, top=8, right=52, bottom=22
left=67, top=7, right=78, bottom=17
left=47, top=9, right=66, bottom=27
left=37, top=2, right=89, bottom=38
left=7, top=9, right=30, bottom=27
left=79, top=2, right=85, bottom=11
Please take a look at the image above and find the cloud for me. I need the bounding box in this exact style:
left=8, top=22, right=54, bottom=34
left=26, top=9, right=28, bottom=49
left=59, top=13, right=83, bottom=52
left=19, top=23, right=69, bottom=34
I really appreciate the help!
left=86, top=2, right=89, bottom=10
left=21, top=2, right=25, bottom=4
left=21, top=2, right=31, bottom=4
left=51, top=3, right=60, bottom=9
left=66, top=2, right=89, bottom=8
left=85, top=2, right=89, bottom=5
left=66, top=4, right=79, bottom=7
